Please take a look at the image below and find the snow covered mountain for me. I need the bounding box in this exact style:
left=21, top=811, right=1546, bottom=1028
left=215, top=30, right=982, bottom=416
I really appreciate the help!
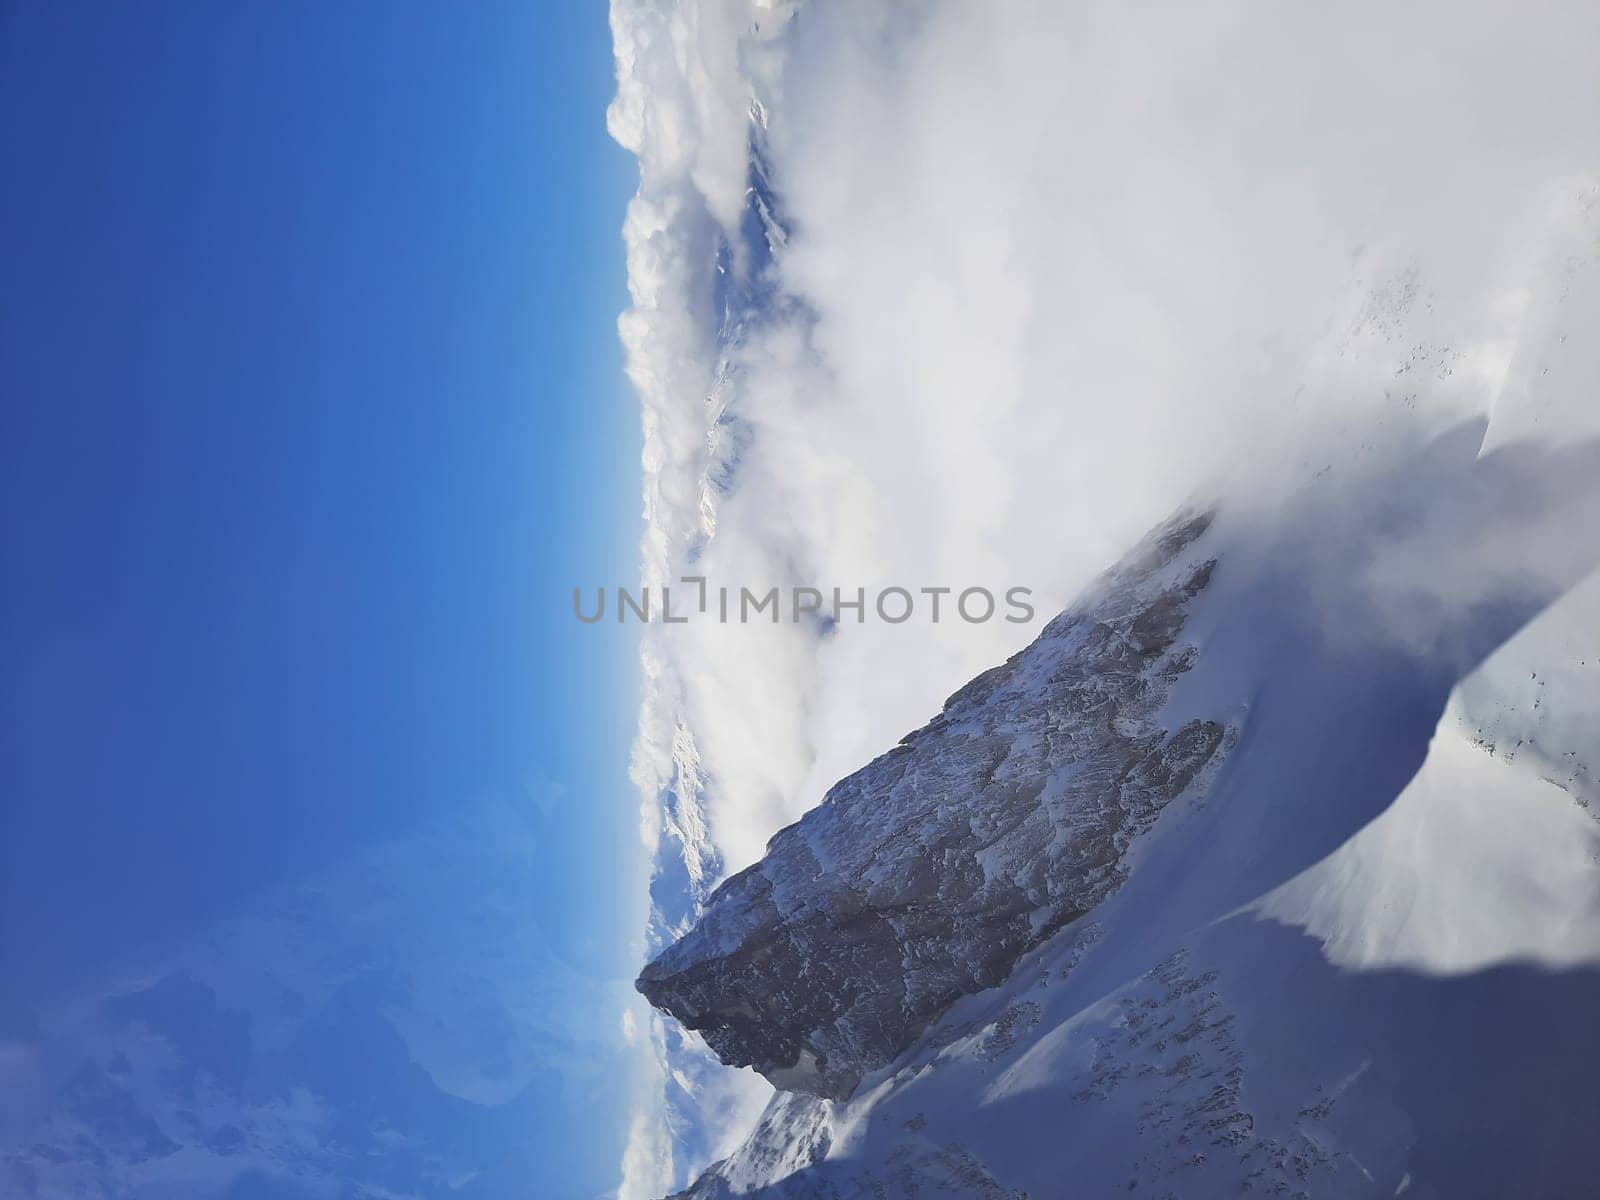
left=608, top=4, right=1600, bottom=1194
left=639, top=423, right=1600, bottom=1198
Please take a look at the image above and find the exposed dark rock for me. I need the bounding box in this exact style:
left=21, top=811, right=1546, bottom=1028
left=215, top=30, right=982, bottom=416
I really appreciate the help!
left=638, top=510, right=1231, bottom=1098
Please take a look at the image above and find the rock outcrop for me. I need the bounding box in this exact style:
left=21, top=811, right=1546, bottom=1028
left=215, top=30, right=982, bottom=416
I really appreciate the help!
left=637, top=510, right=1231, bottom=1098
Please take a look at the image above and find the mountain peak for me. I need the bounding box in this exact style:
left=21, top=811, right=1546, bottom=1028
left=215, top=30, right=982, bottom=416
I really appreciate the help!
left=637, top=509, right=1231, bottom=1098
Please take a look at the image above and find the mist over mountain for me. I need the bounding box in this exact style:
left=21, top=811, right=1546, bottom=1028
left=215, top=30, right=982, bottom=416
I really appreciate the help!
left=607, top=3, right=1600, bottom=1195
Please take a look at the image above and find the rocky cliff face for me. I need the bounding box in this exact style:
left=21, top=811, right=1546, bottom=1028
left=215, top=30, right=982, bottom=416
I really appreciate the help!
left=636, top=510, right=1232, bottom=1099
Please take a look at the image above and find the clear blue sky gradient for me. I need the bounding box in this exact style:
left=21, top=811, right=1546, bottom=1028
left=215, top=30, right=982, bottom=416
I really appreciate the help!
left=0, top=0, right=640, bottom=1081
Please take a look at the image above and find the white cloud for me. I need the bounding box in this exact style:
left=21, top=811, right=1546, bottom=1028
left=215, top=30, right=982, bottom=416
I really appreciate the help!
left=616, top=1096, right=676, bottom=1200
left=609, top=0, right=1600, bottom=1186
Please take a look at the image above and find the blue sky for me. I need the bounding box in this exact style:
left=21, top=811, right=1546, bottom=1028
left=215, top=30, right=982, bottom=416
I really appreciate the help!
left=1, top=2, right=641, bottom=1191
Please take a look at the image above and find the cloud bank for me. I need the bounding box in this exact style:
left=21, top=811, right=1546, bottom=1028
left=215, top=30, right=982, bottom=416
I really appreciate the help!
left=608, top=2, right=1600, bottom=1193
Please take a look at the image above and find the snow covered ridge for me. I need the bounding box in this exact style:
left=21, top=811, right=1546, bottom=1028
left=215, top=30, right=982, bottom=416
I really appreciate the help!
left=641, top=421, right=1600, bottom=1197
